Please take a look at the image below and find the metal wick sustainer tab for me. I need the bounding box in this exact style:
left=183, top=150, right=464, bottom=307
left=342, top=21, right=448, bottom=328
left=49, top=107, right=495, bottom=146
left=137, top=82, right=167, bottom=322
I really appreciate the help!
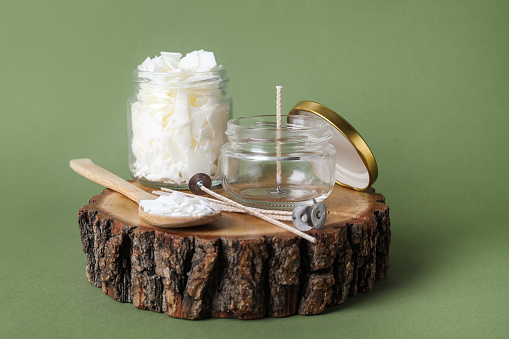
left=189, top=173, right=212, bottom=195
left=292, top=199, right=327, bottom=231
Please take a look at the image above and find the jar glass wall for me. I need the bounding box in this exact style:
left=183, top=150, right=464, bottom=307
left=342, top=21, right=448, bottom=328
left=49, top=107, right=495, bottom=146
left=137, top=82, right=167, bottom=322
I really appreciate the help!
left=221, top=115, right=336, bottom=210
left=128, top=70, right=231, bottom=189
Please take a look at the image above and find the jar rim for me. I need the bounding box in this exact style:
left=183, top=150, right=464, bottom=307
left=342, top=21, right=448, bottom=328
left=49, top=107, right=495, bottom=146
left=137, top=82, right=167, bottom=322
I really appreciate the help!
left=227, top=115, right=330, bottom=132
left=133, top=68, right=229, bottom=87
left=134, top=68, right=227, bottom=76
left=226, top=115, right=332, bottom=145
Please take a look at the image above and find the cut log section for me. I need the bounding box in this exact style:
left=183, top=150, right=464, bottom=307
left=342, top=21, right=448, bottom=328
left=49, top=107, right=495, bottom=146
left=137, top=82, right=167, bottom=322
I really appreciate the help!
left=77, top=182, right=390, bottom=319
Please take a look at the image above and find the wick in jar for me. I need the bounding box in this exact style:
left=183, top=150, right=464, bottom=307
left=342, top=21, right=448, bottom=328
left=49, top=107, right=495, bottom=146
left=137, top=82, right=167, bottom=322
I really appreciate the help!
left=271, top=85, right=285, bottom=195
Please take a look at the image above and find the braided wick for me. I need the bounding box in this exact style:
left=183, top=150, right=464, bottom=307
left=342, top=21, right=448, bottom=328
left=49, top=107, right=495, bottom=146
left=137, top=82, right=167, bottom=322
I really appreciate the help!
left=197, top=183, right=316, bottom=243
left=156, top=188, right=293, bottom=220
left=276, top=86, right=283, bottom=193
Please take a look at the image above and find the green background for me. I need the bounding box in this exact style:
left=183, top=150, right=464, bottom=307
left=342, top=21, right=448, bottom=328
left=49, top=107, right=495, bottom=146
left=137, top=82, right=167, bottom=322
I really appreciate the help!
left=1, top=0, right=508, bottom=338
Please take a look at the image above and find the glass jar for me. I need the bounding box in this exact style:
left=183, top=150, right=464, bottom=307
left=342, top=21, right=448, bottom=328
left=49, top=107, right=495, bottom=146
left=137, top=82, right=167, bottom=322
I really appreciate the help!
left=221, top=115, right=336, bottom=210
left=128, top=69, right=231, bottom=189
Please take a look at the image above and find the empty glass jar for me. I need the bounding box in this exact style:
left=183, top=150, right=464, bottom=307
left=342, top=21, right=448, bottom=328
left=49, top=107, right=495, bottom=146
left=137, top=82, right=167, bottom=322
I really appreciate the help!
left=221, top=115, right=336, bottom=210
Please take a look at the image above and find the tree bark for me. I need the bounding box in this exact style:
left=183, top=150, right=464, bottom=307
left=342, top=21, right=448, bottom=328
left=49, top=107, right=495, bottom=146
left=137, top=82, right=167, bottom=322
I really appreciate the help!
left=77, top=183, right=390, bottom=319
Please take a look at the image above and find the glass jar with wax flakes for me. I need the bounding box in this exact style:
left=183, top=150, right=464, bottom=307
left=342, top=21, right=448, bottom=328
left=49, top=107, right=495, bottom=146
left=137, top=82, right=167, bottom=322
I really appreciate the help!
left=128, top=50, right=231, bottom=189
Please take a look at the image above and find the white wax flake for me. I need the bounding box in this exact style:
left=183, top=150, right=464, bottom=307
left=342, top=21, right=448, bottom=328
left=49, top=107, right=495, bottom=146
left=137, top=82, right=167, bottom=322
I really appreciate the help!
left=161, top=52, right=182, bottom=59
left=138, top=57, right=156, bottom=72
left=140, top=192, right=221, bottom=217
left=172, top=90, right=190, bottom=128
left=131, top=50, right=229, bottom=184
left=178, top=51, right=200, bottom=72
left=179, top=50, right=218, bottom=72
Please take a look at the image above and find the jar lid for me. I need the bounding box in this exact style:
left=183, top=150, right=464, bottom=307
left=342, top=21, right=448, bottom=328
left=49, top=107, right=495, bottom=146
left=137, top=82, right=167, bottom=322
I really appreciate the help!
left=288, top=101, right=378, bottom=191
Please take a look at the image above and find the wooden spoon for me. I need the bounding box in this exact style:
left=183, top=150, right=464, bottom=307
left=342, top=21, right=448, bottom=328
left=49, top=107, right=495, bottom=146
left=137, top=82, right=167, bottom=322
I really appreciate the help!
left=69, top=158, right=221, bottom=228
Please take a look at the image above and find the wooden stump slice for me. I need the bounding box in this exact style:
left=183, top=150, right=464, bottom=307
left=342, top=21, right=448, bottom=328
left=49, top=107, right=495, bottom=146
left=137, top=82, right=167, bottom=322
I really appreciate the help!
left=77, top=182, right=390, bottom=319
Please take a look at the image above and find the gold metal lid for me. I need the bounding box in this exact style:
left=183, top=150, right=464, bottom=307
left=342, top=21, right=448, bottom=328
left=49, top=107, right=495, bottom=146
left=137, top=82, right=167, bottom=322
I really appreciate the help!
left=289, top=101, right=378, bottom=191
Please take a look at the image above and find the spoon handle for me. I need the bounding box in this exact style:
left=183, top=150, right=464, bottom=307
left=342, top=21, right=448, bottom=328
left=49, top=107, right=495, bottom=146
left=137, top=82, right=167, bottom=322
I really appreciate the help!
left=70, top=158, right=154, bottom=203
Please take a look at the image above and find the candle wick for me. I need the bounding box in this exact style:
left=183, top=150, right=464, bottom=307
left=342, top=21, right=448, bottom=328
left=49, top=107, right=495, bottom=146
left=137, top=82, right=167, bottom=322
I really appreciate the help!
left=276, top=86, right=283, bottom=193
